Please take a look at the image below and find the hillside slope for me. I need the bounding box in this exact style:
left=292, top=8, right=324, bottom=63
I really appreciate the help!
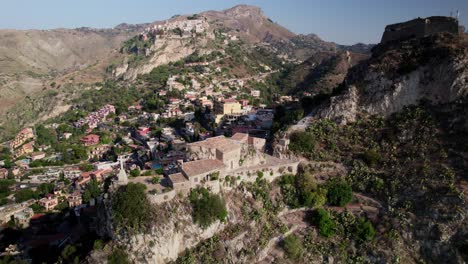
left=279, top=51, right=369, bottom=96
left=317, top=33, right=468, bottom=124
left=0, top=27, right=142, bottom=139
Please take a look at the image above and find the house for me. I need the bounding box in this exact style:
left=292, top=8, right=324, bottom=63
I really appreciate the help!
left=137, top=127, right=151, bottom=137
left=168, top=173, right=191, bottom=195
left=0, top=200, right=35, bottom=225
left=88, top=145, right=110, bottom=159
left=239, top=99, right=249, bottom=107
left=62, top=167, right=81, bottom=180
left=91, top=168, right=113, bottom=182
left=31, top=152, right=46, bottom=161
left=15, top=142, right=34, bottom=158
left=184, top=112, right=195, bottom=122
left=251, top=90, right=261, bottom=97
left=63, top=133, right=73, bottom=140
left=0, top=168, right=8, bottom=179
left=13, top=207, right=34, bottom=228
left=187, top=136, right=243, bottom=170
left=181, top=159, right=224, bottom=187
left=231, top=133, right=266, bottom=151
left=38, top=195, right=58, bottom=211
left=80, top=134, right=100, bottom=146
left=68, top=192, right=82, bottom=207
left=214, top=99, right=242, bottom=123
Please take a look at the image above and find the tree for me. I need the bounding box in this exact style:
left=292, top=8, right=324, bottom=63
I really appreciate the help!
left=0, top=180, right=15, bottom=199
left=108, top=248, right=129, bottom=264
left=129, top=169, right=140, bottom=177
left=80, top=164, right=94, bottom=172
left=327, top=179, right=353, bottom=207
left=354, top=217, right=376, bottom=242
left=14, top=189, right=38, bottom=203
left=314, top=208, right=336, bottom=238
left=35, top=124, right=57, bottom=146
left=362, top=150, right=381, bottom=167
left=36, top=183, right=55, bottom=196
left=282, top=234, right=304, bottom=260
left=189, top=188, right=227, bottom=228
left=112, top=183, right=151, bottom=231
left=83, top=179, right=100, bottom=203
left=61, top=244, right=77, bottom=261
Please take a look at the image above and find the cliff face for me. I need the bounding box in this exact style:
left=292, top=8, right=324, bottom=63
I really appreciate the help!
left=280, top=51, right=369, bottom=96
left=95, top=196, right=225, bottom=263
left=318, top=33, right=468, bottom=124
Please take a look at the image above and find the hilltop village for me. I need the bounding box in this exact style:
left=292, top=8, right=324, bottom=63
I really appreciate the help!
left=0, top=14, right=301, bottom=258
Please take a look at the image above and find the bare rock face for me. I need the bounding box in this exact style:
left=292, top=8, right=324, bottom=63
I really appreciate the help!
left=320, top=85, right=359, bottom=124
left=318, top=33, right=468, bottom=124
left=116, top=37, right=206, bottom=80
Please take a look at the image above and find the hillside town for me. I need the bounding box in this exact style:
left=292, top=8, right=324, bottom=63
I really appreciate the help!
left=0, top=16, right=301, bottom=259
left=0, top=2, right=466, bottom=263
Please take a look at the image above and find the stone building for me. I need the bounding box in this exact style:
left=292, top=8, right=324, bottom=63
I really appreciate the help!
left=381, top=16, right=459, bottom=44
left=166, top=133, right=299, bottom=197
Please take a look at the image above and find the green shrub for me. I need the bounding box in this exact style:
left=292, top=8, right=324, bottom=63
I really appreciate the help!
left=150, top=176, right=160, bottom=184
left=327, top=179, right=353, bottom=206
left=112, top=183, right=151, bottom=232
left=189, top=188, right=227, bottom=228
left=257, top=171, right=264, bottom=178
left=108, top=248, right=129, bottom=264
left=362, top=149, right=380, bottom=167
left=93, top=240, right=104, bottom=250
left=314, top=208, right=336, bottom=237
left=354, top=217, right=376, bottom=242
left=282, top=234, right=304, bottom=260
left=130, top=169, right=140, bottom=177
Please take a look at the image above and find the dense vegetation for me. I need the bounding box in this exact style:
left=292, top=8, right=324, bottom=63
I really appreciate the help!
left=112, top=183, right=151, bottom=232
left=189, top=188, right=227, bottom=228
left=289, top=104, right=467, bottom=261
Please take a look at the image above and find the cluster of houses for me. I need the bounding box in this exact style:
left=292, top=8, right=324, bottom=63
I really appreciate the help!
left=145, top=18, right=207, bottom=35
left=0, top=189, right=83, bottom=228
left=9, top=128, right=35, bottom=158
left=73, top=104, right=115, bottom=129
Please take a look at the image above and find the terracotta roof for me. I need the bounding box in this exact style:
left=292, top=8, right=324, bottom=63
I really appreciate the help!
left=182, top=159, right=224, bottom=178
left=231, top=133, right=248, bottom=142
left=168, top=173, right=188, bottom=184
left=188, top=136, right=241, bottom=153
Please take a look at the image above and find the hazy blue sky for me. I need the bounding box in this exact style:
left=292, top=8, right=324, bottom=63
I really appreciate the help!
left=0, top=0, right=466, bottom=44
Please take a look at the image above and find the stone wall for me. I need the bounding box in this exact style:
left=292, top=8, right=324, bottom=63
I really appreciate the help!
left=148, top=190, right=177, bottom=204
left=223, top=161, right=299, bottom=183
left=381, top=16, right=458, bottom=43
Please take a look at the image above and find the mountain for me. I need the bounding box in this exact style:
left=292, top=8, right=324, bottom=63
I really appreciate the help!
left=0, top=26, right=144, bottom=139
left=0, top=4, right=375, bottom=141
left=201, top=5, right=295, bottom=43
left=276, top=19, right=467, bottom=263
left=318, top=32, right=468, bottom=124
left=279, top=50, right=369, bottom=96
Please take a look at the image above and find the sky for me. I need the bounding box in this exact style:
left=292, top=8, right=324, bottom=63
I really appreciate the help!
left=0, top=0, right=466, bottom=45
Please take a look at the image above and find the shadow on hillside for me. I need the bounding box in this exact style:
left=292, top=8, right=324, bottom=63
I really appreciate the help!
left=0, top=205, right=102, bottom=263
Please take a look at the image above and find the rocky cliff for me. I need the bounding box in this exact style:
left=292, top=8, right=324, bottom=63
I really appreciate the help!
left=318, top=33, right=468, bottom=124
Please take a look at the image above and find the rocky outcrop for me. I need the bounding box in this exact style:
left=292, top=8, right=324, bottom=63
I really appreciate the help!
left=96, top=197, right=226, bottom=263
left=318, top=33, right=468, bottom=124
left=116, top=36, right=209, bottom=80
